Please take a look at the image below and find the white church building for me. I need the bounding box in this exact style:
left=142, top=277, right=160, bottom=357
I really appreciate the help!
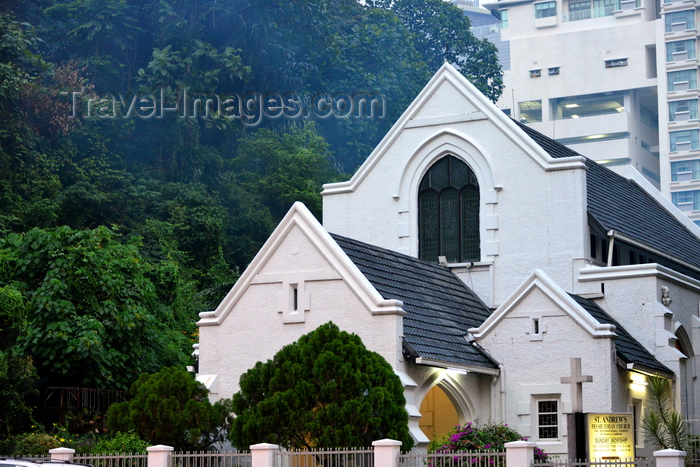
left=196, top=64, right=700, bottom=457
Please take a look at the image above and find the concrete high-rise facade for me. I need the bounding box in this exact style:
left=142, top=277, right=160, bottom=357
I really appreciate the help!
left=479, top=0, right=700, bottom=225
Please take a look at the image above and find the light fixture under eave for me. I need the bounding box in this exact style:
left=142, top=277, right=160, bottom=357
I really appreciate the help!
left=565, top=103, right=580, bottom=108
left=446, top=368, right=469, bottom=375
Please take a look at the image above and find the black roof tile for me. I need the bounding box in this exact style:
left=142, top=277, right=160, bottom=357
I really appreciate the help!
left=331, top=233, right=498, bottom=369
left=514, top=120, right=700, bottom=272
left=569, top=294, right=673, bottom=376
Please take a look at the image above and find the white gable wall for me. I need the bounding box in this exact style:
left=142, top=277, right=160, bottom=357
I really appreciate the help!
left=323, top=65, right=589, bottom=307
left=475, top=277, right=618, bottom=456
left=197, top=207, right=405, bottom=400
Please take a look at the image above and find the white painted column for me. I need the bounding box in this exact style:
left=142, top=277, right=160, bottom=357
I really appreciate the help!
left=373, top=439, right=402, bottom=467
left=505, top=440, right=536, bottom=467
left=49, top=448, right=75, bottom=462
left=250, top=443, right=279, bottom=467
left=654, top=448, right=686, bottom=467
left=147, top=445, right=173, bottom=467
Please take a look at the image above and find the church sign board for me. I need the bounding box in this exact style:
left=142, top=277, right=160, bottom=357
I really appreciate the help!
left=587, top=413, right=635, bottom=460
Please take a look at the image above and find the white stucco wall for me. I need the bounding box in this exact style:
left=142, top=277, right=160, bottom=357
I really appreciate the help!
left=197, top=221, right=404, bottom=401
left=322, top=67, right=589, bottom=308
left=477, top=285, right=618, bottom=456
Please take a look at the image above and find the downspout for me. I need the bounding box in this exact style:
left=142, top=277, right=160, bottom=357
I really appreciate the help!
left=491, top=373, right=498, bottom=422
left=499, top=364, right=506, bottom=422
left=606, top=230, right=616, bottom=267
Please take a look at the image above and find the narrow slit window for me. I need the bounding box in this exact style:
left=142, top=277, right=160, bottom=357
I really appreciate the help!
left=533, top=318, right=540, bottom=335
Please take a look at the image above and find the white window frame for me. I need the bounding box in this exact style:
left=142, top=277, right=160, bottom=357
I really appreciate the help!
left=534, top=396, right=561, bottom=441
left=535, top=1, right=557, bottom=18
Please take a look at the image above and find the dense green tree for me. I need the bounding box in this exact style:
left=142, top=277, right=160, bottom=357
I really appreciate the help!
left=0, top=226, right=190, bottom=389
left=108, top=366, right=231, bottom=451
left=230, top=322, right=414, bottom=451
left=0, top=286, right=37, bottom=438
left=229, top=124, right=335, bottom=220
left=371, top=0, right=503, bottom=103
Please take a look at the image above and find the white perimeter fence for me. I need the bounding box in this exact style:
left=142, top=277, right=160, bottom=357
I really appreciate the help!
left=46, top=441, right=688, bottom=467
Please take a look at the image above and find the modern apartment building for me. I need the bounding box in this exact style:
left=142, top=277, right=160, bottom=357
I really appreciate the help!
left=478, top=0, right=700, bottom=225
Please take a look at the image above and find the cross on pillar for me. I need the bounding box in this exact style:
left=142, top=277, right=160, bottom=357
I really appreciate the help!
left=560, top=357, right=592, bottom=413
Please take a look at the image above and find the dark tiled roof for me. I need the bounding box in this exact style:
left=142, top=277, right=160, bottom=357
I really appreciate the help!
left=515, top=121, right=700, bottom=271
left=570, top=294, right=673, bottom=376
left=331, top=233, right=498, bottom=370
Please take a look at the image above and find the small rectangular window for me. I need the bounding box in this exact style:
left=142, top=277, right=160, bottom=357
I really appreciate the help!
left=569, top=0, right=592, bottom=20
left=670, top=129, right=700, bottom=151
left=538, top=400, right=559, bottom=439
left=518, top=100, right=543, bottom=123
left=672, top=190, right=700, bottom=210
left=668, top=69, right=698, bottom=92
left=669, top=99, right=699, bottom=121
left=548, top=67, right=560, bottom=75
left=530, top=69, right=542, bottom=78
left=666, top=10, right=695, bottom=33
left=535, top=1, right=557, bottom=18
left=671, top=159, right=700, bottom=181
left=605, top=58, right=628, bottom=68
left=667, top=39, right=697, bottom=62
left=500, top=9, right=509, bottom=28
left=593, top=0, right=616, bottom=16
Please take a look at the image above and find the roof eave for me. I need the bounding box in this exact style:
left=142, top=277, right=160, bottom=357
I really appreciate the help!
left=414, top=357, right=500, bottom=376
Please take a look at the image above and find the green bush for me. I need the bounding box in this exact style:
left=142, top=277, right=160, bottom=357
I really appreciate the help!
left=107, top=367, right=229, bottom=451
left=93, top=431, right=149, bottom=454
left=12, top=432, right=60, bottom=455
left=230, top=322, right=413, bottom=451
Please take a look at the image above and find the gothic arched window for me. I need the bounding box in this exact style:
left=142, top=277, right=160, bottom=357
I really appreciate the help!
left=419, top=156, right=480, bottom=263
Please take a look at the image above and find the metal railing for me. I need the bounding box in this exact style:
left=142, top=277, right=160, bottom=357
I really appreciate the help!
left=171, top=452, right=252, bottom=467
left=399, top=450, right=506, bottom=467
left=275, top=447, right=373, bottom=467
left=74, top=452, right=148, bottom=467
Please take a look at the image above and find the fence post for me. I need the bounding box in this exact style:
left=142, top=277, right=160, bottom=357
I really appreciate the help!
left=372, top=439, right=402, bottom=467
left=250, top=443, right=278, bottom=467
left=147, top=445, right=174, bottom=467
left=49, top=448, right=75, bottom=462
left=505, top=441, right=536, bottom=467
left=654, top=449, right=686, bottom=467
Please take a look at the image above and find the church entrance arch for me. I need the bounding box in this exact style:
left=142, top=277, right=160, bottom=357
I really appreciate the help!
left=675, top=326, right=696, bottom=420
left=418, top=375, right=474, bottom=442
left=419, top=384, right=460, bottom=441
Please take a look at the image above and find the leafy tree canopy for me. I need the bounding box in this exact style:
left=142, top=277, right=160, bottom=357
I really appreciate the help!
left=107, top=366, right=231, bottom=451
left=370, top=0, right=503, bottom=103
left=0, top=226, right=190, bottom=389
left=230, top=322, right=414, bottom=451
left=0, top=285, right=37, bottom=438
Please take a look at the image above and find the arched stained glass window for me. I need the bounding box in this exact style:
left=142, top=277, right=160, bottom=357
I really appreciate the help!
left=419, top=156, right=480, bottom=263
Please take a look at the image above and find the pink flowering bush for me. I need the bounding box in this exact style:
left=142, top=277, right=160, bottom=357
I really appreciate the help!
left=428, top=423, right=549, bottom=465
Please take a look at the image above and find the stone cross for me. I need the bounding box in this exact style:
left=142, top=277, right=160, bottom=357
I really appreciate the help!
left=560, top=357, right=593, bottom=413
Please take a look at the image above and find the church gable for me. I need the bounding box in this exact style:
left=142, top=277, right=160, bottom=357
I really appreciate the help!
left=198, top=202, right=404, bottom=328
left=196, top=203, right=407, bottom=397
left=471, top=269, right=617, bottom=341
left=409, top=76, right=481, bottom=121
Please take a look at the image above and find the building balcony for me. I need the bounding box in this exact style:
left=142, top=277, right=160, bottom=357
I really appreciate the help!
left=544, top=109, right=632, bottom=139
